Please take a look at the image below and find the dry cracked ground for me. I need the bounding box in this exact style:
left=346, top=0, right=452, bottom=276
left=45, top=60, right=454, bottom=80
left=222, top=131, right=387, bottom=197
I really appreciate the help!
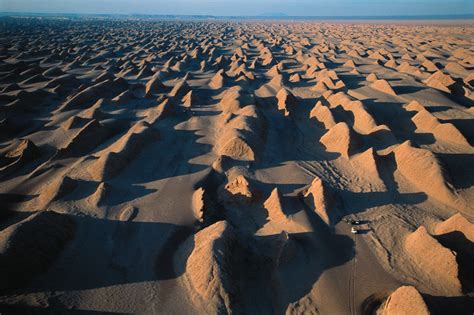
left=0, top=18, right=474, bottom=314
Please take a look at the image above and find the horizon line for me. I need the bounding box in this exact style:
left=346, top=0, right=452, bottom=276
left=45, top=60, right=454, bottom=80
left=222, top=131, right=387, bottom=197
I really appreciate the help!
left=1, top=12, right=474, bottom=20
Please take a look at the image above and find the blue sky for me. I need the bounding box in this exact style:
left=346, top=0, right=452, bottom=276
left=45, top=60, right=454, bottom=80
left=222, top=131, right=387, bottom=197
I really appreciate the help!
left=1, top=0, right=473, bottom=16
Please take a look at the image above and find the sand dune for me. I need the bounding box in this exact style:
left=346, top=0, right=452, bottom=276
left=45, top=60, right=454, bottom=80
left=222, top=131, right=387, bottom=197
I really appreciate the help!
left=175, top=220, right=237, bottom=314
left=405, top=226, right=462, bottom=296
left=302, top=176, right=340, bottom=226
left=0, top=17, right=473, bottom=314
left=382, top=286, right=430, bottom=315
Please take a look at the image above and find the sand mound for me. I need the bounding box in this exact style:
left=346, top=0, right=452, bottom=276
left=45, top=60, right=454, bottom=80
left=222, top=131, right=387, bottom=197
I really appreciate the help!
left=209, top=69, right=226, bottom=89
left=422, top=59, right=439, bottom=72
left=218, top=86, right=254, bottom=114
left=311, top=81, right=330, bottom=94
left=424, top=70, right=456, bottom=93
left=343, top=59, right=356, bottom=68
left=4, top=139, right=37, bottom=160
left=182, top=90, right=198, bottom=107
left=404, top=64, right=423, bottom=77
left=264, top=188, right=289, bottom=224
left=38, top=175, right=77, bottom=207
left=262, top=188, right=313, bottom=234
left=60, top=116, right=89, bottom=130
left=0, top=211, right=75, bottom=290
left=169, top=79, right=191, bottom=98
left=154, top=97, right=177, bottom=118
left=219, top=175, right=253, bottom=204
left=79, top=98, right=108, bottom=120
left=276, top=88, right=298, bottom=117
left=135, top=65, right=154, bottom=80
left=346, top=100, right=379, bottom=134
left=367, top=73, right=378, bottom=82
left=217, top=133, right=256, bottom=161
left=320, top=122, right=361, bottom=158
left=393, top=141, right=461, bottom=208
left=326, top=91, right=352, bottom=108
left=216, top=105, right=265, bottom=161
left=192, top=187, right=205, bottom=223
left=411, top=109, right=471, bottom=147
left=350, top=148, right=384, bottom=187
left=382, top=286, right=429, bottom=315
left=405, top=226, right=462, bottom=295
left=56, top=119, right=109, bottom=159
left=175, top=220, right=237, bottom=314
left=144, top=74, right=166, bottom=98
left=464, top=73, right=474, bottom=87
left=309, top=100, right=337, bottom=129
left=348, top=49, right=362, bottom=58
left=370, top=79, right=397, bottom=96
left=212, top=155, right=232, bottom=173
left=89, top=122, right=159, bottom=181
left=405, top=100, right=425, bottom=112
left=118, top=205, right=138, bottom=222
left=434, top=213, right=474, bottom=242
left=0, top=138, right=39, bottom=177
left=266, top=64, right=280, bottom=77
left=87, top=182, right=110, bottom=207
left=302, top=176, right=340, bottom=226
left=368, top=51, right=387, bottom=62
left=58, top=79, right=119, bottom=112
left=289, top=73, right=302, bottom=83
left=384, top=59, right=398, bottom=69
left=269, top=73, right=284, bottom=87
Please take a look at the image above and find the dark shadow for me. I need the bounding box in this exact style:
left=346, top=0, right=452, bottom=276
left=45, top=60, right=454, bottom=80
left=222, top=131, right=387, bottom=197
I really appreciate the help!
left=339, top=73, right=366, bottom=90
left=434, top=231, right=474, bottom=293
left=1, top=215, right=192, bottom=295
left=437, top=153, right=474, bottom=189
left=288, top=78, right=316, bottom=89
left=393, top=85, right=426, bottom=95
left=443, top=87, right=474, bottom=109
left=111, top=112, right=212, bottom=185
left=0, top=305, right=127, bottom=315
left=255, top=92, right=341, bottom=169
left=188, top=109, right=221, bottom=117
left=361, top=98, right=436, bottom=146
left=331, top=104, right=355, bottom=125
left=0, top=144, right=57, bottom=181
left=0, top=193, right=37, bottom=204
left=61, top=180, right=158, bottom=206
left=426, top=106, right=451, bottom=113
left=360, top=291, right=390, bottom=315
left=0, top=208, right=35, bottom=230
left=337, top=189, right=427, bottom=216
left=441, top=118, right=474, bottom=146
left=352, top=228, right=371, bottom=235
left=423, top=294, right=474, bottom=315
left=235, top=228, right=355, bottom=315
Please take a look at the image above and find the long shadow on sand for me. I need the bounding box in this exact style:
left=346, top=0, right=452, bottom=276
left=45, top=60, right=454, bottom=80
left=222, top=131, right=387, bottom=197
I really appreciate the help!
left=0, top=212, right=357, bottom=315
left=5, top=215, right=193, bottom=294
left=241, top=229, right=354, bottom=314
left=0, top=305, right=126, bottom=315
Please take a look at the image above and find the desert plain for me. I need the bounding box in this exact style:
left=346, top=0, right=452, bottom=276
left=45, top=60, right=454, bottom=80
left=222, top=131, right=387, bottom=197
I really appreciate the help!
left=0, top=17, right=473, bottom=314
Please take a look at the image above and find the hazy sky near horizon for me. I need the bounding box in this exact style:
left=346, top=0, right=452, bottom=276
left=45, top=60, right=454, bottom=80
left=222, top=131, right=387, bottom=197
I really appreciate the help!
left=1, top=0, right=473, bottom=16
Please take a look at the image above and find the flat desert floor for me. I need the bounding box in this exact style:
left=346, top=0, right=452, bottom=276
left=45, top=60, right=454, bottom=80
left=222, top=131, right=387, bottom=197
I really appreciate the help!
left=0, top=18, right=473, bottom=314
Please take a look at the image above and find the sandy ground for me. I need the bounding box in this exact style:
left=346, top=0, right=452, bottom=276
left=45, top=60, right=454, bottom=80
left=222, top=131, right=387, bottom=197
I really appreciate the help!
left=0, top=17, right=473, bottom=314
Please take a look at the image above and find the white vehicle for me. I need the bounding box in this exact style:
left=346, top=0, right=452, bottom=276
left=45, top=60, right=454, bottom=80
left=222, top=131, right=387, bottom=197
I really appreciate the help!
left=351, top=227, right=359, bottom=234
